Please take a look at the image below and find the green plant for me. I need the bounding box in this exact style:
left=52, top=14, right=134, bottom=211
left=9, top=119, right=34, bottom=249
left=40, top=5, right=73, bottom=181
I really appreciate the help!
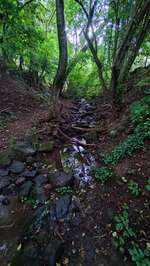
left=145, top=178, right=150, bottom=191
left=103, top=120, right=150, bottom=165
left=128, top=243, right=150, bottom=266
left=21, top=197, right=39, bottom=208
left=113, top=205, right=150, bottom=265
left=113, top=204, right=136, bottom=253
left=94, top=167, right=113, bottom=183
left=128, top=180, right=141, bottom=196
left=130, top=97, right=150, bottom=125
left=56, top=186, right=74, bottom=195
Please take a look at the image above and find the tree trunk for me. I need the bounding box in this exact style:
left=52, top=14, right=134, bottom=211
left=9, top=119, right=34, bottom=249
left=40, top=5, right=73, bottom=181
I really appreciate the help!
left=84, top=32, right=107, bottom=91
left=110, top=0, right=150, bottom=107
left=50, top=0, right=68, bottom=115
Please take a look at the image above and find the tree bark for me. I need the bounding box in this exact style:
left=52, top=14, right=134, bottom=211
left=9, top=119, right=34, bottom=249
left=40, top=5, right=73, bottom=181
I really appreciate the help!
left=51, top=0, right=68, bottom=114
left=110, top=0, right=150, bottom=106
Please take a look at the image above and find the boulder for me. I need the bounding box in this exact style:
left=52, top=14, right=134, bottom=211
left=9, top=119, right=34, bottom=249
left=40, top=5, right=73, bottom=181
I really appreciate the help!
left=48, top=171, right=73, bottom=188
left=32, top=195, right=72, bottom=231
left=19, top=181, right=33, bottom=198
left=35, top=175, right=48, bottom=186
left=14, top=141, right=36, bottom=157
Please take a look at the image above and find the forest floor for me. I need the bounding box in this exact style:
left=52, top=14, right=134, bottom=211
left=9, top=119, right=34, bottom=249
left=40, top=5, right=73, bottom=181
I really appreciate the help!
left=0, top=71, right=150, bottom=266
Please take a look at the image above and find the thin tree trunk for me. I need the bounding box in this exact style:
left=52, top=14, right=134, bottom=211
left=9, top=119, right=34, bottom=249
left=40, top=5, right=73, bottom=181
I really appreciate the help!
left=50, top=0, right=68, bottom=115
left=110, top=0, right=150, bottom=106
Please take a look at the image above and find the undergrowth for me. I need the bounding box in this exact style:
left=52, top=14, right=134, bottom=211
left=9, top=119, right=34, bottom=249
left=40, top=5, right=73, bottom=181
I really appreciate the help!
left=113, top=204, right=150, bottom=266
left=103, top=120, right=150, bottom=165
left=94, top=167, right=113, bottom=183
left=130, top=96, right=150, bottom=125
left=128, top=180, right=141, bottom=197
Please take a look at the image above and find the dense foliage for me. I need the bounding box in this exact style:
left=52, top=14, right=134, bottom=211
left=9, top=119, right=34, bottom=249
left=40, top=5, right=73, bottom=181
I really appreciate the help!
left=0, top=0, right=150, bottom=98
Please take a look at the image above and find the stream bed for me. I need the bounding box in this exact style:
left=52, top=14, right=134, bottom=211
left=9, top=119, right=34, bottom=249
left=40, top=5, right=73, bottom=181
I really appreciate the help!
left=0, top=99, right=99, bottom=265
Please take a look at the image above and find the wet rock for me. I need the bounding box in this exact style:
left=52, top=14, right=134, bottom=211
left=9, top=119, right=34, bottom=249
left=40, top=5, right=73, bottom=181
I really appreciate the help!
left=38, top=141, right=54, bottom=153
left=14, top=141, right=36, bottom=157
left=33, top=195, right=72, bottom=230
left=34, top=184, right=48, bottom=203
left=48, top=171, right=73, bottom=188
left=0, top=176, right=11, bottom=192
left=35, top=175, right=48, bottom=186
left=23, top=169, right=37, bottom=179
left=19, top=181, right=33, bottom=198
left=10, top=160, right=25, bottom=174
left=55, top=195, right=72, bottom=220
left=0, top=168, right=9, bottom=176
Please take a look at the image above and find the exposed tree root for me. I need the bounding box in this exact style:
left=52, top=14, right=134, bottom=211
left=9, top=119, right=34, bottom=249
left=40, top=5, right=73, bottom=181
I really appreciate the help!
left=58, top=128, right=97, bottom=147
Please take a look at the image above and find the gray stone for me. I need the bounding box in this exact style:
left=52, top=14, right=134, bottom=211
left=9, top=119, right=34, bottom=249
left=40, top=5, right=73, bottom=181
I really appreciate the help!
left=33, top=195, right=72, bottom=230
left=14, top=141, right=36, bottom=157
left=0, top=176, right=11, bottom=192
left=23, top=169, right=37, bottom=179
left=55, top=194, right=72, bottom=220
left=48, top=171, right=73, bottom=188
left=0, top=168, right=9, bottom=176
left=35, top=175, right=48, bottom=186
left=34, top=184, right=48, bottom=203
left=10, top=161, right=25, bottom=174
left=19, top=181, right=33, bottom=198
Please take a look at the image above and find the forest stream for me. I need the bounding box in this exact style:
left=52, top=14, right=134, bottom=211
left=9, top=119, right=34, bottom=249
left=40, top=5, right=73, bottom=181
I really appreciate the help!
left=0, top=99, right=101, bottom=266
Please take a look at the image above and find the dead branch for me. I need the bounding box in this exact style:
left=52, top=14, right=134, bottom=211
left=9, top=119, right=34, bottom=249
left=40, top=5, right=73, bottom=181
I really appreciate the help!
left=58, top=128, right=97, bottom=147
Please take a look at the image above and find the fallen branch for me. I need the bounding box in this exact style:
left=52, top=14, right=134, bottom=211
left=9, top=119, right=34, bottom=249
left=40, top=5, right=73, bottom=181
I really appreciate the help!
left=58, top=128, right=97, bottom=147
left=69, top=126, right=107, bottom=133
